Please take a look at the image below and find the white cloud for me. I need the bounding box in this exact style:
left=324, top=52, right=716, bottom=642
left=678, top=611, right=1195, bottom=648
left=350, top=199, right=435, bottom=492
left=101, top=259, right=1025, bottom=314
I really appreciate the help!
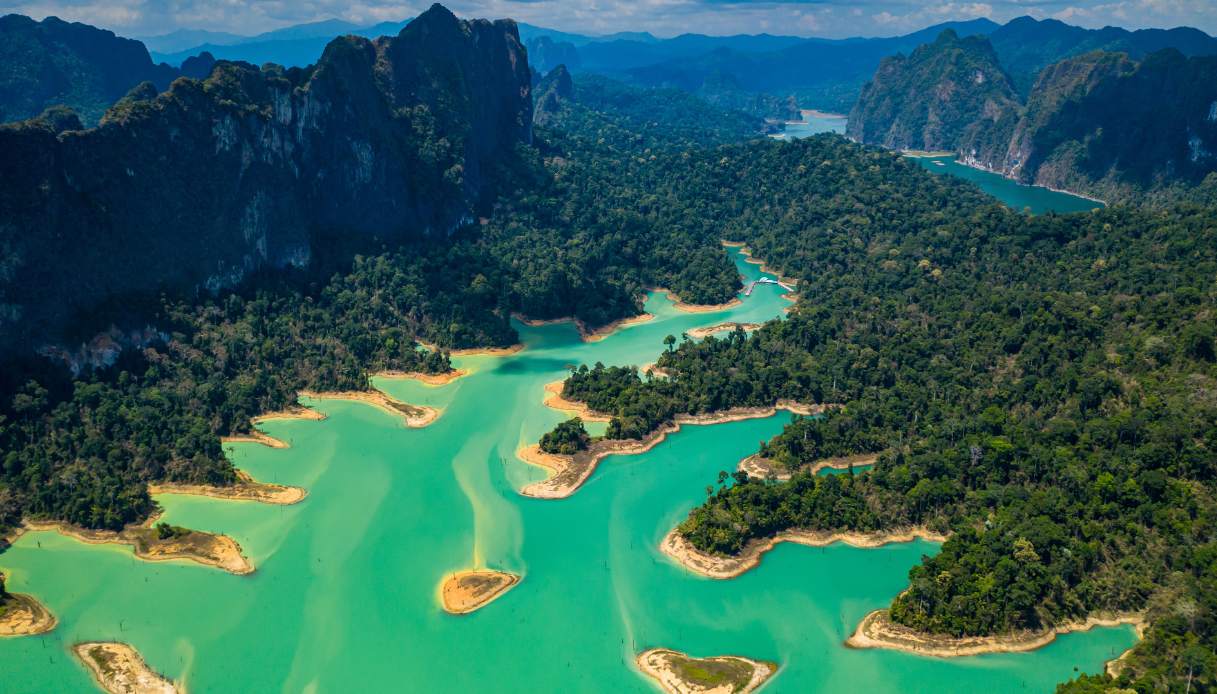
left=0, top=0, right=1214, bottom=38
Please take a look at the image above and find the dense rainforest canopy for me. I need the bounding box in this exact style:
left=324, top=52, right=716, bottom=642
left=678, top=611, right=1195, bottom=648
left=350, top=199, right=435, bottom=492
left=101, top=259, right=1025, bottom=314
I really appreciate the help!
left=1, top=59, right=1215, bottom=692
left=542, top=132, right=1217, bottom=690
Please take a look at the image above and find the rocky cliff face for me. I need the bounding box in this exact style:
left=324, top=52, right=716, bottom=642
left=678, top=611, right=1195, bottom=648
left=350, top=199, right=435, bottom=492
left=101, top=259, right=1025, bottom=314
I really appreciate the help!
left=533, top=65, right=574, bottom=126
left=847, top=31, right=1020, bottom=155
left=0, top=4, right=532, bottom=355
left=1009, top=49, right=1217, bottom=194
left=849, top=30, right=1217, bottom=199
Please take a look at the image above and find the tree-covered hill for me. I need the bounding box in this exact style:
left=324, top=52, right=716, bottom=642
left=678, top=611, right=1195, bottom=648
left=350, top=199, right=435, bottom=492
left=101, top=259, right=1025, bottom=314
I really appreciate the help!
left=547, top=132, right=1217, bottom=690
left=848, top=28, right=1217, bottom=201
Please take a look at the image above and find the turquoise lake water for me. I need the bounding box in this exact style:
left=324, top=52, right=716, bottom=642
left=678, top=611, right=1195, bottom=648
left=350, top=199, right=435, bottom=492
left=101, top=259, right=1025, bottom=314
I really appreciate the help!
left=0, top=247, right=1136, bottom=692
left=911, top=155, right=1104, bottom=215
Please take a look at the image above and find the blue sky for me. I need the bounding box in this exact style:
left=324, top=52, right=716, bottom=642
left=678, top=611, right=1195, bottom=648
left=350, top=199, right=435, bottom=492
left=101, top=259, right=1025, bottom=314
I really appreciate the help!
left=2, top=0, right=1215, bottom=39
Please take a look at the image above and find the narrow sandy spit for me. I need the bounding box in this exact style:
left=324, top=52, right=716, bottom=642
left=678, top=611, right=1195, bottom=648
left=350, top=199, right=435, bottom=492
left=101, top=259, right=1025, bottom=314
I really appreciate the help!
left=299, top=390, right=440, bottom=428
left=377, top=369, right=469, bottom=386
left=846, top=609, right=1145, bottom=659
left=661, top=526, right=947, bottom=580
left=416, top=340, right=525, bottom=357
left=0, top=593, right=57, bottom=637
left=636, top=648, right=777, bottom=694
left=73, top=641, right=178, bottom=694
left=541, top=380, right=612, bottom=422
left=685, top=322, right=762, bottom=339
left=149, top=469, right=306, bottom=505
left=519, top=401, right=833, bottom=499
left=514, top=313, right=655, bottom=343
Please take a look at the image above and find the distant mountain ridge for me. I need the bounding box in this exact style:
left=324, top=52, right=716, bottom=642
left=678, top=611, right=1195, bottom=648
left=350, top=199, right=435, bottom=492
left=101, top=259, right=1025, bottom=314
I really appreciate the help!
left=847, top=29, right=1217, bottom=199
left=0, top=4, right=533, bottom=355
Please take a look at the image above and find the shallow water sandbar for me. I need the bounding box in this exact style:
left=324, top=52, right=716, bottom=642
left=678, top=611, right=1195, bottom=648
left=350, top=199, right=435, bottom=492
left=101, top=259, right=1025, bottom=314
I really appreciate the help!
left=636, top=648, right=777, bottom=694
left=74, top=641, right=178, bottom=694
left=440, top=571, right=520, bottom=614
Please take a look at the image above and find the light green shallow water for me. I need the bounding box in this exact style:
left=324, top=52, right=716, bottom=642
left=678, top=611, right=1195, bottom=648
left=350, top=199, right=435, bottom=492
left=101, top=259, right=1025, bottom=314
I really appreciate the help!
left=0, top=248, right=1135, bottom=692
left=911, top=155, right=1104, bottom=215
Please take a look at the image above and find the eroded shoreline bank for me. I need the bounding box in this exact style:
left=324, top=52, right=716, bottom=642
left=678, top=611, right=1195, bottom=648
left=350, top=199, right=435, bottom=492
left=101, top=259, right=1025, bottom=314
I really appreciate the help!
left=149, top=469, right=306, bottom=505
left=0, top=592, right=57, bottom=637
left=299, top=389, right=440, bottom=428
left=541, top=380, right=612, bottom=422
left=649, top=287, right=743, bottom=313
left=661, top=525, right=947, bottom=580
left=846, top=608, right=1145, bottom=659
left=514, top=312, right=656, bottom=343
left=737, top=452, right=880, bottom=481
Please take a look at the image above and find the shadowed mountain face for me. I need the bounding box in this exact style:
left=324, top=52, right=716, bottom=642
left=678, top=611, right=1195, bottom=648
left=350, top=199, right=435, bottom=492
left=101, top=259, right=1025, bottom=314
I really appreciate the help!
left=0, top=14, right=192, bottom=125
left=0, top=4, right=533, bottom=355
left=848, top=29, right=1217, bottom=198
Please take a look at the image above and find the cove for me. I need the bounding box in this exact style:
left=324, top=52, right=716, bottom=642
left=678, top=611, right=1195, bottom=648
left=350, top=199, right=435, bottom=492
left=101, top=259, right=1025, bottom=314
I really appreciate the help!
left=772, top=110, right=848, bottom=141
left=910, top=155, right=1104, bottom=215
left=0, top=248, right=1136, bottom=692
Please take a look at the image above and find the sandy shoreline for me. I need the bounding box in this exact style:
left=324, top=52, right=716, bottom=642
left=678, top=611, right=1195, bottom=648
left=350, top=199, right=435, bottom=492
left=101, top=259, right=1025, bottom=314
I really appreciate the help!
left=900, top=149, right=956, bottom=158
left=661, top=525, right=946, bottom=580
left=650, top=287, right=743, bottom=313
left=514, top=312, right=655, bottom=343
left=636, top=648, right=777, bottom=694
left=846, top=609, right=1145, bottom=659
left=802, top=108, right=846, bottom=119
left=74, top=642, right=178, bottom=694
left=148, top=469, right=306, bottom=505
left=251, top=406, right=326, bottom=426
left=299, top=390, right=439, bottom=428
left=440, top=570, right=520, bottom=614
left=685, top=322, right=762, bottom=340
left=738, top=452, right=879, bottom=481
left=21, top=517, right=253, bottom=575
left=376, top=368, right=469, bottom=386
left=0, top=592, right=58, bottom=637
left=541, top=380, right=612, bottom=422
left=221, top=431, right=289, bottom=449
left=416, top=340, right=525, bottom=357
left=519, top=401, right=830, bottom=499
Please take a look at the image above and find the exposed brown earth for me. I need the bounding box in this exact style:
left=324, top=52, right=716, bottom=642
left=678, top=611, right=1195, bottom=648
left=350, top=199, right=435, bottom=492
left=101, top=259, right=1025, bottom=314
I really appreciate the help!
left=440, top=570, right=520, bottom=614
left=0, top=592, right=57, bottom=637
left=73, top=641, right=178, bottom=694
left=846, top=608, right=1145, bottom=658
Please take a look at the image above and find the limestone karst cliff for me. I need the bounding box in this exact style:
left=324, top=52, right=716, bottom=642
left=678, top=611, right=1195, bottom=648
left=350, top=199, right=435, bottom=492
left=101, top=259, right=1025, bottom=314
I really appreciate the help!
left=0, top=4, right=533, bottom=355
